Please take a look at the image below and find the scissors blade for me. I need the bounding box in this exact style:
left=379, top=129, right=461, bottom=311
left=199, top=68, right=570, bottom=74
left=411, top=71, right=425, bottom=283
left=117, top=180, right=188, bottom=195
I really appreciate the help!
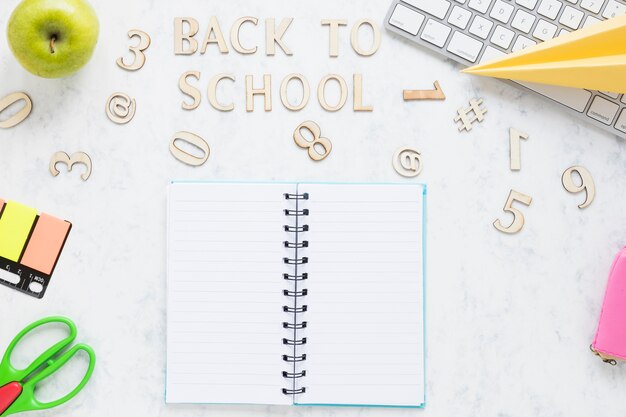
left=0, top=382, right=22, bottom=416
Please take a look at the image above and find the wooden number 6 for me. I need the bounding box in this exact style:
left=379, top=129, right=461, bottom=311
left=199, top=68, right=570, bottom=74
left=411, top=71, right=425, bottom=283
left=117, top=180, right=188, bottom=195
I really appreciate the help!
left=562, top=166, right=595, bottom=209
left=0, top=92, right=32, bottom=129
left=493, top=190, right=532, bottom=234
left=49, top=152, right=93, bottom=181
left=294, top=121, right=332, bottom=161
left=116, top=29, right=151, bottom=71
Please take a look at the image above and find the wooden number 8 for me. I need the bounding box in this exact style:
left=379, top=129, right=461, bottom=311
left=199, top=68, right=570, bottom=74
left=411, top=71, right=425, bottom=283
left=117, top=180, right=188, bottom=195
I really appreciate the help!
left=293, top=121, right=332, bottom=161
left=116, top=30, right=151, bottom=71
left=562, top=166, right=595, bottom=209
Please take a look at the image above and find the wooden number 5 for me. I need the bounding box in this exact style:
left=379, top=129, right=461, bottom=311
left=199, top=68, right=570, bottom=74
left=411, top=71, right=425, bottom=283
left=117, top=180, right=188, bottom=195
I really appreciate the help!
left=493, top=190, right=532, bottom=234
left=294, top=121, right=332, bottom=161
left=116, top=29, right=151, bottom=71
left=49, top=152, right=93, bottom=181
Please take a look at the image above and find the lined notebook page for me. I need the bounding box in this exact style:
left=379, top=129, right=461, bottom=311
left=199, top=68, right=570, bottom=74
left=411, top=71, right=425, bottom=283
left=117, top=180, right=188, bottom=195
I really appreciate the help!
left=298, top=183, right=425, bottom=407
left=166, top=183, right=292, bottom=405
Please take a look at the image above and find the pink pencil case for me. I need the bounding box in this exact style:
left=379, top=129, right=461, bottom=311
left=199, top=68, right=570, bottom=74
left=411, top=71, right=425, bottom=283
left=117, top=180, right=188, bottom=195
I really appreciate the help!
left=591, top=247, right=626, bottom=365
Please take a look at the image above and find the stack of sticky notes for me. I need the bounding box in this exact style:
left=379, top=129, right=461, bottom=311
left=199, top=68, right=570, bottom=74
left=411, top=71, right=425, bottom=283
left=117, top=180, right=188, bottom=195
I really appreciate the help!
left=0, top=199, right=72, bottom=298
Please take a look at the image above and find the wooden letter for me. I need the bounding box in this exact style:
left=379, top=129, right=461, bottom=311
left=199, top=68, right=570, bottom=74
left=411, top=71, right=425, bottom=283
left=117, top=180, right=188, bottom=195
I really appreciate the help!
left=179, top=71, right=201, bottom=111
left=231, top=17, right=259, bottom=54
left=318, top=74, right=348, bottom=112
left=353, top=74, right=373, bottom=112
left=280, top=74, right=310, bottom=111
left=246, top=74, right=272, bottom=112
left=266, top=18, right=294, bottom=56
left=208, top=74, right=236, bottom=112
left=200, top=16, right=229, bottom=54
left=350, top=19, right=381, bottom=56
left=174, top=17, right=199, bottom=55
left=321, top=19, right=347, bottom=57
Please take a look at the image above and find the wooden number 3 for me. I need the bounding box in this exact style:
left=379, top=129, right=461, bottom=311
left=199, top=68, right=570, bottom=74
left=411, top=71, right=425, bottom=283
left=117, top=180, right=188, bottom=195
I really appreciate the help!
left=49, top=152, right=93, bottom=181
left=293, top=121, right=332, bottom=161
left=116, top=29, right=151, bottom=71
left=493, top=190, right=532, bottom=234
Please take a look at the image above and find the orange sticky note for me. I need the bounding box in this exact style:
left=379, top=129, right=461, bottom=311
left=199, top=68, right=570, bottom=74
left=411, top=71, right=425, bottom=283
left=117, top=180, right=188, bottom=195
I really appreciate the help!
left=21, top=214, right=71, bottom=275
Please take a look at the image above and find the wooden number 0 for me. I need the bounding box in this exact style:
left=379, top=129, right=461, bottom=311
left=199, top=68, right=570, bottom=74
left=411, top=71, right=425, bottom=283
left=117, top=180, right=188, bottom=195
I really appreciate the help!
left=293, top=121, right=332, bottom=161
left=0, top=92, right=32, bottom=129
left=170, top=131, right=210, bottom=166
left=116, top=29, right=151, bottom=71
left=493, top=190, right=532, bottom=234
left=562, top=166, right=595, bottom=209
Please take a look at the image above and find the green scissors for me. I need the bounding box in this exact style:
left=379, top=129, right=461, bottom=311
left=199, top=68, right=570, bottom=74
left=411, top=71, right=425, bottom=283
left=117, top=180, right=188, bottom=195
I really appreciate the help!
left=0, top=317, right=96, bottom=417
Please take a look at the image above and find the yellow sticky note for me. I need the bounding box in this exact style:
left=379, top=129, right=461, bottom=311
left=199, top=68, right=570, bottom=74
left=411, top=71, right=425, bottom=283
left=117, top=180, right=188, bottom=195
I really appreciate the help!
left=463, top=14, right=626, bottom=93
left=0, top=201, right=38, bottom=262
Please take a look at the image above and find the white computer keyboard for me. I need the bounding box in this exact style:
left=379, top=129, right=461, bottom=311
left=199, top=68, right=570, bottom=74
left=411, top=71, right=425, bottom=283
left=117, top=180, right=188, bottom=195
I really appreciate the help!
left=384, top=0, right=626, bottom=140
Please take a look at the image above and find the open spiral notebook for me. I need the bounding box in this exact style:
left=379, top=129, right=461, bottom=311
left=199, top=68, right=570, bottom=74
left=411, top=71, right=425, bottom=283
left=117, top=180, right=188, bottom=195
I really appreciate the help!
left=166, top=182, right=426, bottom=408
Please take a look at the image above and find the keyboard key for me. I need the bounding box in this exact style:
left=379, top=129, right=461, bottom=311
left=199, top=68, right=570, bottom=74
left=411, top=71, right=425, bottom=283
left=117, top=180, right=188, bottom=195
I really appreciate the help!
left=559, top=6, right=584, bottom=28
left=491, top=25, right=515, bottom=49
left=390, top=4, right=426, bottom=35
left=468, top=0, right=493, bottom=13
left=582, top=15, right=602, bottom=27
left=512, top=9, right=536, bottom=32
left=516, top=0, right=539, bottom=9
left=421, top=19, right=452, bottom=47
left=600, top=91, right=620, bottom=99
left=469, top=15, right=494, bottom=39
left=533, top=19, right=558, bottom=40
left=537, top=0, right=563, bottom=18
left=447, top=31, right=484, bottom=62
left=490, top=0, right=515, bottom=22
left=512, top=35, right=537, bottom=52
left=448, top=6, right=473, bottom=29
left=402, top=0, right=451, bottom=19
left=587, top=96, right=619, bottom=125
left=480, top=45, right=507, bottom=63
left=558, top=28, right=570, bottom=36
left=614, top=109, right=626, bottom=133
left=518, top=81, right=592, bottom=112
left=455, top=0, right=468, bottom=3
left=602, top=0, right=626, bottom=18
left=621, top=95, right=626, bottom=104
left=580, top=0, right=605, bottom=13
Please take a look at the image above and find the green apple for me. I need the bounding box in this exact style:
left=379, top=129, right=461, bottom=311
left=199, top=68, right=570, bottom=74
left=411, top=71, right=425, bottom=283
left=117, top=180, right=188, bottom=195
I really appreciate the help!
left=7, top=0, right=99, bottom=78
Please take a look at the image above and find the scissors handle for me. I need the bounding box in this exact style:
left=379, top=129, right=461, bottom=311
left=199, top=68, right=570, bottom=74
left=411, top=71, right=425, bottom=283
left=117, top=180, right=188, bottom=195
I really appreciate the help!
left=17, top=344, right=96, bottom=412
left=0, top=317, right=76, bottom=387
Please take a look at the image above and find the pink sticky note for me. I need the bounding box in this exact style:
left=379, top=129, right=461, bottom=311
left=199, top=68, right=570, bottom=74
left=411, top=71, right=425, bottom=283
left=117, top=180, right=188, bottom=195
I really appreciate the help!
left=20, top=213, right=71, bottom=275
left=593, top=247, right=626, bottom=361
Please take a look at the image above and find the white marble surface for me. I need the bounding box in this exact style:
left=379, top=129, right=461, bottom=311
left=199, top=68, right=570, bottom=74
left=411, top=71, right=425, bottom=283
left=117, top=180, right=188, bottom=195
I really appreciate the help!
left=1, top=0, right=625, bottom=416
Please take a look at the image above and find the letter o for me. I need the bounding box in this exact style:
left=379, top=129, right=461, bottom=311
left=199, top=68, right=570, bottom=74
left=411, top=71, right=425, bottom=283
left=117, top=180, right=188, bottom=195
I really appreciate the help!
left=317, top=75, right=348, bottom=112
left=350, top=19, right=381, bottom=56
left=280, top=74, right=310, bottom=111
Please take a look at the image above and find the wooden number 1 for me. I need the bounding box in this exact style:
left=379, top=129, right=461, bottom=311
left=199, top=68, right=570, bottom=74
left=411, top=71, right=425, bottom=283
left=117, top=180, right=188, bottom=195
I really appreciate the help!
left=493, top=190, right=533, bottom=234
left=509, top=128, right=528, bottom=171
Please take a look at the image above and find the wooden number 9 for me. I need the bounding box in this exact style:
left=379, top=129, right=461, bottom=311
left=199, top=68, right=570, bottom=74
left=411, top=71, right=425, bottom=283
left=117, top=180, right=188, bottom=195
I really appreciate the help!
left=493, top=190, right=533, bottom=234
left=293, top=121, right=332, bottom=161
left=562, top=166, right=595, bottom=209
left=116, top=29, right=151, bottom=71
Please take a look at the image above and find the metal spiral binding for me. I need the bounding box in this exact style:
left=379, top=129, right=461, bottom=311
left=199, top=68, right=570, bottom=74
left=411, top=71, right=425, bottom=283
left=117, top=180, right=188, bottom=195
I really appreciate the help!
left=282, top=192, right=309, bottom=397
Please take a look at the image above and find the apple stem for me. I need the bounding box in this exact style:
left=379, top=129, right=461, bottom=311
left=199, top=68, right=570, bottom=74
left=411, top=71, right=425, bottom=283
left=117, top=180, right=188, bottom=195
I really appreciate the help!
left=50, top=36, right=56, bottom=54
